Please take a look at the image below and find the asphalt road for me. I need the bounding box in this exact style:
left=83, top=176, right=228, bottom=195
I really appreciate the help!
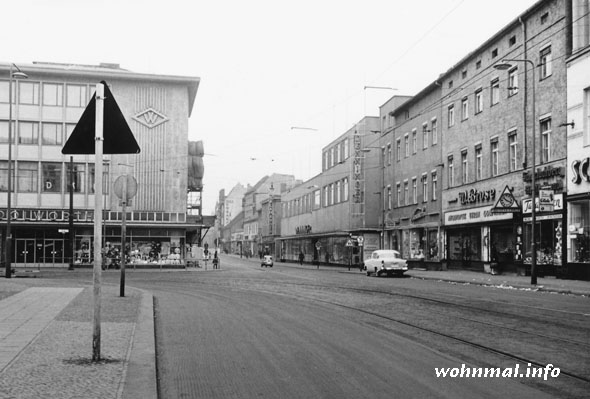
left=122, top=256, right=589, bottom=399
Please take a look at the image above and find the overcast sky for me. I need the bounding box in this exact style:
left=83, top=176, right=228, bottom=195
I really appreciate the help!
left=5, top=0, right=537, bottom=214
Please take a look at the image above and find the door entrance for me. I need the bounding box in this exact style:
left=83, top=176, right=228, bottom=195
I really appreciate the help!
left=42, top=239, right=65, bottom=266
left=15, top=239, right=36, bottom=266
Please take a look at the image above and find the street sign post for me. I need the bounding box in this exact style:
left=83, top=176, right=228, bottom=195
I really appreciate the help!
left=62, top=81, right=140, bottom=362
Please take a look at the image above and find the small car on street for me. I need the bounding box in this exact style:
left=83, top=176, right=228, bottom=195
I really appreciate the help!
left=261, top=255, right=274, bottom=267
left=363, top=250, right=408, bottom=277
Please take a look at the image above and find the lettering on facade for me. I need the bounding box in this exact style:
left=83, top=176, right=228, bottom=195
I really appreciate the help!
left=352, top=132, right=363, bottom=204
left=571, top=158, right=590, bottom=184
left=268, top=201, right=274, bottom=236
left=295, top=225, right=312, bottom=235
left=458, top=188, right=496, bottom=205
left=523, top=166, right=564, bottom=182
left=0, top=209, right=95, bottom=222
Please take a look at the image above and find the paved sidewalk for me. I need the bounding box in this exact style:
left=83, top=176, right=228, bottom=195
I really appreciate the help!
left=0, top=281, right=156, bottom=399
left=0, top=287, right=83, bottom=373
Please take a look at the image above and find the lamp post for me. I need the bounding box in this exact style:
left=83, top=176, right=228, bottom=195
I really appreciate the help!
left=495, top=58, right=537, bottom=285
left=5, top=64, right=28, bottom=279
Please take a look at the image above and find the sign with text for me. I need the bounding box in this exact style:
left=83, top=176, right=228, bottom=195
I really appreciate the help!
left=445, top=205, right=512, bottom=226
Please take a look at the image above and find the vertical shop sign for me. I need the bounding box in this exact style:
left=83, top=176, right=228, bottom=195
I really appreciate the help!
left=353, top=131, right=362, bottom=204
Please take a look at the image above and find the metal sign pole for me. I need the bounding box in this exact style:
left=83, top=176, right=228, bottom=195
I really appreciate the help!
left=92, top=83, right=104, bottom=361
left=120, top=176, right=127, bottom=297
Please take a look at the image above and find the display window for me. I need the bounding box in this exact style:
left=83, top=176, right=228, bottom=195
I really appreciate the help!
left=568, top=200, right=590, bottom=263
left=448, top=227, right=482, bottom=262
left=524, top=219, right=562, bottom=266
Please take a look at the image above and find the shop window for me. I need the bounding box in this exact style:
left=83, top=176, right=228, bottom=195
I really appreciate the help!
left=524, top=220, right=562, bottom=266
left=448, top=227, right=482, bottom=262
left=568, top=201, right=590, bottom=263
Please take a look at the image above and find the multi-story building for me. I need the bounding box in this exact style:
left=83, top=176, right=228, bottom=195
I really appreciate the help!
left=566, top=0, right=590, bottom=279
left=278, top=117, right=381, bottom=266
left=242, top=173, right=299, bottom=257
left=0, top=61, right=199, bottom=267
left=439, top=0, right=569, bottom=273
left=384, top=83, right=443, bottom=268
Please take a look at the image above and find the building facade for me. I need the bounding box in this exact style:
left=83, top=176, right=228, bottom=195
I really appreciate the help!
left=440, top=0, right=569, bottom=273
left=278, top=117, right=381, bottom=266
left=0, top=61, right=199, bottom=267
left=385, top=84, right=444, bottom=268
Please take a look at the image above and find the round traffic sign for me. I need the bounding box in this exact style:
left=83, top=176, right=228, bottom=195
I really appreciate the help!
left=114, top=174, right=138, bottom=200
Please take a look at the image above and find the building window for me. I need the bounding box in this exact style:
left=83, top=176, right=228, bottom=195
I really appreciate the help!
left=42, top=162, right=62, bottom=192
left=0, top=121, right=15, bottom=144
left=448, top=104, right=455, bottom=127
left=343, top=177, right=349, bottom=201
left=461, top=70, right=467, bottom=79
left=476, top=60, right=482, bottom=69
left=335, top=143, right=341, bottom=164
left=18, top=161, right=38, bottom=193
left=42, top=123, right=63, bottom=145
left=43, top=83, right=63, bottom=106
left=404, top=181, right=409, bottom=206
left=387, top=186, right=392, bottom=210
left=509, top=35, right=516, bottom=46
left=475, top=89, right=483, bottom=114
left=509, top=132, right=518, bottom=171
left=387, top=143, right=392, bottom=165
left=475, top=146, right=482, bottom=181
left=540, top=45, right=552, bottom=79
left=0, top=161, right=14, bottom=192
left=335, top=180, right=341, bottom=203
left=541, top=12, right=549, bottom=24
left=540, top=117, right=552, bottom=163
left=404, top=134, right=409, bottom=157
left=422, top=175, right=428, bottom=202
left=448, top=80, right=453, bottom=89
left=461, top=97, right=469, bottom=120
left=461, top=151, right=468, bottom=184
left=396, top=183, right=401, bottom=207
left=89, top=163, right=109, bottom=194
left=432, top=172, right=437, bottom=201
left=448, top=155, right=454, bottom=187
left=314, top=189, right=321, bottom=209
left=412, top=178, right=417, bottom=204
left=431, top=118, right=438, bottom=145
left=491, top=140, right=499, bottom=176
left=19, top=81, right=40, bottom=105
left=396, top=138, right=401, bottom=161
left=412, top=130, right=417, bottom=154
left=66, top=84, right=88, bottom=108
left=344, top=138, right=350, bottom=159
left=422, top=124, right=428, bottom=149
left=508, top=67, right=519, bottom=96
left=67, top=163, right=85, bottom=193
left=18, top=121, right=39, bottom=145
left=323, top=151, right=328, bottom=171
left=491, top=78, right=500, bottom=105
left=330, top=147, right=335, bottom=167
left=492, top=48, right=498, bottom=58
left=323, top=186, right=329, bottom=207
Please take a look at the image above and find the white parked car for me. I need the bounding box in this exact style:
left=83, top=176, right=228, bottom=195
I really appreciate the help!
left=363, top=250, right=408, bottom=277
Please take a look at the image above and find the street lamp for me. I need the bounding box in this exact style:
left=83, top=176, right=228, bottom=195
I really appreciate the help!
left=495, top=58, right=537, bottom=285
left=5, top=64, right=28, bottom=279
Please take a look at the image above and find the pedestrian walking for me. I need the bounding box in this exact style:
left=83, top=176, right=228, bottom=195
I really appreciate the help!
left=299, top=251, right=305, bottom=265
left=213, top=250, right=219, bottom=269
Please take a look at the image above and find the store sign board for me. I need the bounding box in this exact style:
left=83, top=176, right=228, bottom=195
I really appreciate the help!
left=0, top=209, right=95, bottom=222
left=444, top=205, right=512, bottom=226
left=522, top=193, right=563, bottom=214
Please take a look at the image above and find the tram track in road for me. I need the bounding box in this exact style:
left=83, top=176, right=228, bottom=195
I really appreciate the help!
left=145, top=277, right=590, bottom=390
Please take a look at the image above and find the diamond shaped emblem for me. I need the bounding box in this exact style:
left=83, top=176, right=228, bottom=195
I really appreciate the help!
left=132, top=107, right=169, bottom=129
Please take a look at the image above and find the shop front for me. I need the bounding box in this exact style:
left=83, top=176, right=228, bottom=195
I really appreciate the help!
left=567, top=193, right=590, bottom=279
left=1, top=207, right=188, bottom=268
left=444, top=205, right=514, bottom=272
left=277, top=230, right=365, bottom=267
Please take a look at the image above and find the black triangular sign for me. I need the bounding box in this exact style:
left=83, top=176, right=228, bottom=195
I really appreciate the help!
left=62, top=81, right=140, bottom=155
